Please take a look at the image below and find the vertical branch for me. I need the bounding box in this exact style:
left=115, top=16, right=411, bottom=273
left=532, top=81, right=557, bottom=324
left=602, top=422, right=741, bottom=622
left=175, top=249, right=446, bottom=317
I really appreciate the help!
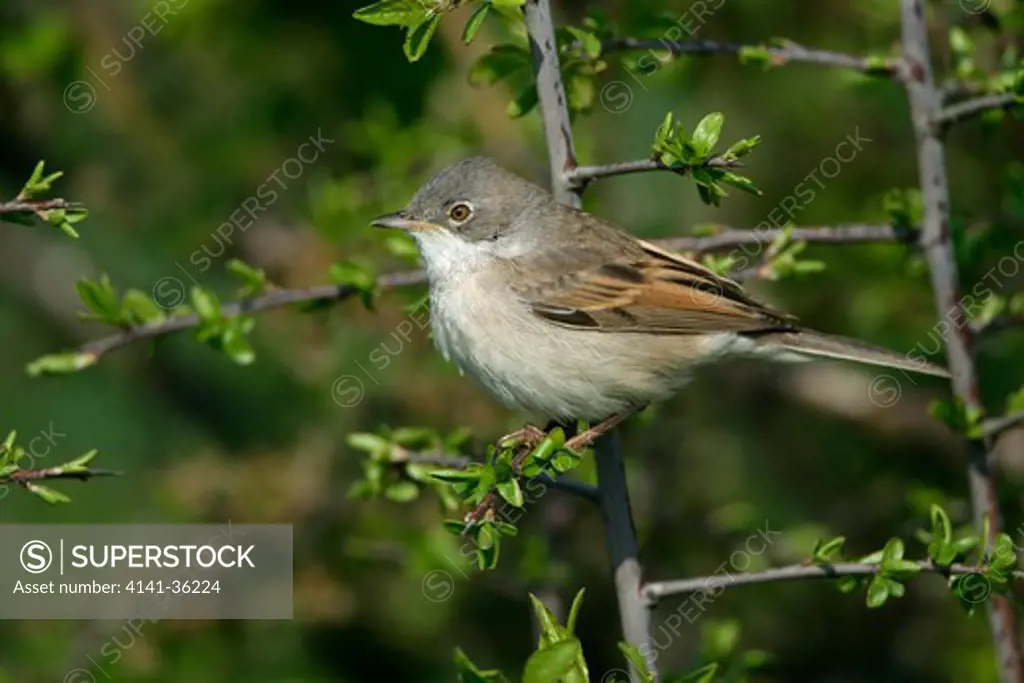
left=523, top=0, right=580, bottom=209
left=900, top=2, right=1024, bottom=681
left=523, top=1, right=655, bottom=680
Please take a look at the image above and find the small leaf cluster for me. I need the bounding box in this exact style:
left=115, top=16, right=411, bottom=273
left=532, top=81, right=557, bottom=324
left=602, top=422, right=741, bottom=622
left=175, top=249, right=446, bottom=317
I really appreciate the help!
left=2, top=161, right=88, bottom=238
left=345, top=426, right=472, bottom=509
left=811, top=504, right=1017, bottom=610
left=455, top=590, right=726, bottom=683
left=948, top=26, right=1024, bottom=114
left=0, top=430, right=103, bottom=504
left=432, top=428, right=585, bottom=569
left=329, top=260, right=378, bottom=310
left=353, top=0, right=524, bottom=62
left=928, top=397, right=986, bottom=439
left=191, top=287, right=257, bottom=365
left=651, top=112, right=762, bottom=206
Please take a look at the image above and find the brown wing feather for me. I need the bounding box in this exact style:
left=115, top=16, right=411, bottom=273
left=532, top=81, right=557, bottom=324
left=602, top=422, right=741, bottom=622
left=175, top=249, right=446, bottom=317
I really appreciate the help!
left=513, top=233, right=798, bottom=335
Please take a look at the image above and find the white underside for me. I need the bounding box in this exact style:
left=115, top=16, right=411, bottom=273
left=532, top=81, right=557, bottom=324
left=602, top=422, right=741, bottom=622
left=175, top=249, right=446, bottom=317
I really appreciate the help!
left=414, top=230, right=778, bottom=421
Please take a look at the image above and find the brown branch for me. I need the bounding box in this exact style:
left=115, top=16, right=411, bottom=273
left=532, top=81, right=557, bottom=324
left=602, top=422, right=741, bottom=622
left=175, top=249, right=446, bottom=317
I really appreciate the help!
left=982, top=411, right=1024, bottom=441
left=0, top=466, right=120, bottom=486
left=659, top=224, right=907, bottom=253
left=974, top=314, right=1024, bottom=337
left=935, top=93, right=1022, bottom=131
left=642, top=560, right=1023, bottom=606
left=567, top=157, right=742, bottom=188
left=0, top=198, right=78, bottom=216
left=900, top=1, right=1024, bottom=680
left=601, top=38, right=899, bottom=76
left=52, top=225, right=905, bottom=365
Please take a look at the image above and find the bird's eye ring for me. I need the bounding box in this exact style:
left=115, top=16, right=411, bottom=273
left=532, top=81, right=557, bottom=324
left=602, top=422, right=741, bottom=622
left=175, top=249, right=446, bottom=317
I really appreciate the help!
left=447, top=202, right=473, bottom=224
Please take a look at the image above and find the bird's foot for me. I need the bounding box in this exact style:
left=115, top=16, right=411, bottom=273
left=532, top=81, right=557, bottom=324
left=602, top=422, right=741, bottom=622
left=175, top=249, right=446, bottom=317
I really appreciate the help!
left=496, top=423, right=547, bottom=452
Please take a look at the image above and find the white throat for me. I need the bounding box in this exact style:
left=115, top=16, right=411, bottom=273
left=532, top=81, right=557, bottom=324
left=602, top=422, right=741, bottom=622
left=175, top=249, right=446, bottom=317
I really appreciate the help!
left=413, top=230, right=529, bottom=283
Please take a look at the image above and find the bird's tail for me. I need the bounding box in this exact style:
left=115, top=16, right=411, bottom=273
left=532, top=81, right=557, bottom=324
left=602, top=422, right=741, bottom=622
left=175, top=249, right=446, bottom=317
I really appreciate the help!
left=750, top=330, right=950, bottom=378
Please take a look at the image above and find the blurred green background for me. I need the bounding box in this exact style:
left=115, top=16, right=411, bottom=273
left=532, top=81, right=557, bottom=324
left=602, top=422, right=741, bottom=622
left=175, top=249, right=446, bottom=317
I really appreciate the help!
left=1, top=0, right=1023, bottom=681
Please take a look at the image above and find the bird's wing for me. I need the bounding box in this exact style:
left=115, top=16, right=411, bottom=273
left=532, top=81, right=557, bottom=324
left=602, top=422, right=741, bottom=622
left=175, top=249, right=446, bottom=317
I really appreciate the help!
left=509, top=232, right=798, bottom=335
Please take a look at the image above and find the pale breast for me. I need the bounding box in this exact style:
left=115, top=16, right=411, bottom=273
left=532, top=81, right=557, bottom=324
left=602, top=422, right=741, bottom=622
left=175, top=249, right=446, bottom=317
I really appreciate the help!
left=427, top=268, right=716, bottom=421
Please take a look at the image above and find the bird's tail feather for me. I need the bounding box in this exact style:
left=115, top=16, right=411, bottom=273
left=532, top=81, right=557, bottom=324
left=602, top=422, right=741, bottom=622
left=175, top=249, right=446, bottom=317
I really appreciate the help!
left=751, top=330, right=950, bottom=378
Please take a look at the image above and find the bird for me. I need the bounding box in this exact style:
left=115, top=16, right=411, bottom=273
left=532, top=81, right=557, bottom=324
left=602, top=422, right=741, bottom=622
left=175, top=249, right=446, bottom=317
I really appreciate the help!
left=371, top=156, right=948, bottom=427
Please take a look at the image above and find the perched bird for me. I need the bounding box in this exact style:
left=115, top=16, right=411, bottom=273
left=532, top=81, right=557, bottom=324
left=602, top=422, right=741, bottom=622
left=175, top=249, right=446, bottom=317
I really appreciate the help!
left=372, top=157, right=947, bottom=424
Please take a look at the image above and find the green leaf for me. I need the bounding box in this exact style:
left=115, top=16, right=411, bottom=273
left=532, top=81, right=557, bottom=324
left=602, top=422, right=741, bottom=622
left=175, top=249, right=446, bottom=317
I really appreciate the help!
left=384, top=481, right=419, bottom=502
left=865, top=575, right=891, bottom=608
left=226, top=259, right=267, bottom=295
left=470, top=45, right=531, bottom=85
left=496, top=477, right=524, bottom=507
left=221, top=323, right=255, bottom=365
left=691, top=112, right=725, bottom=158
left=453, top=647, right=511, bottom=683
left=25, top=351, right=97, bottom=377
left=122, top=290, right=166, bottom=324
left=552, top=587, right=580, bottom=635
left=724, top=135, right=762, bottom=159
left=27, top=484, right=72, bottom=505
left=738, top=45, right=772, bottom=68
left=522, top=640, right=582, bottom=683
left=930, top=504, right=953, bottom=544
left=353, top=0, right=424, bottom=27
left=76, top=276, right=122, bottom=323
left=529, top=592, right=566, bottom=646
left=430, top=468, right=482, bottom=483
left=347, top=433, right=391, bottom=455
left=62, top=449, right=98, bottom=472
left=490, top=0, right=525, bottom=21
left=617, top=643, right=655, bottom=683
left=329, top=260, right=377, bottom=292
left=812, top=535, right=846, bottom=563
left=507, top=83, right=539, bottom=118
left=719, top=171, right=761, bottom=195
left=190, top=287, right=221, bottom=322
left=673, top=663, right=718, bottom=683
left=462, top=2, right=490, bottom=44
left=404, top=12, right=441, bottom=62
left=880, top=538, right=905, bottom=566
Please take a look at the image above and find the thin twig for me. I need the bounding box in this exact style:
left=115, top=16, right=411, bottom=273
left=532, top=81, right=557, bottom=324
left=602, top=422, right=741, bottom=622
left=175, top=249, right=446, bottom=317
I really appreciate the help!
left=0, top=467, right=120, bottom=486
left=397, top=448, right=600, bottom=503
left=981, top=411, right=1024, bottom=442
left=0, top=198, right=79, bottom=216
left=601, top=38, right=898, bottom=76
left=658, top=224, right=907, bottom=253
left=567, top=158, right=742, bottom=188
left=935, top=93, right=1021, bottom=130
left=900, top=2, right=1024, bottom=680
left=642, top=560, right=1023, bottom=606
left=974, top=315, right=1024, bottom=336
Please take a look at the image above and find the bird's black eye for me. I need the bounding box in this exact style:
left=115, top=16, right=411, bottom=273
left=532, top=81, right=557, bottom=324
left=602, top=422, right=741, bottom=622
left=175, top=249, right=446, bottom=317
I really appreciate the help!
left=447, top=202, right=473, bottom=224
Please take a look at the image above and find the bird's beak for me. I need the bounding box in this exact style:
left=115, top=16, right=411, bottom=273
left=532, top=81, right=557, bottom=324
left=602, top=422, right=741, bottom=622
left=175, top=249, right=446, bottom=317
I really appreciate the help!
left=371, top=211, right=440, bottom=233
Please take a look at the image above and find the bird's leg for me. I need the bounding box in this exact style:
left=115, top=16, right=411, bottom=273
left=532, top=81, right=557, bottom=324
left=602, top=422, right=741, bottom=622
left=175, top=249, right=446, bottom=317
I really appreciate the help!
left=564, top=412, right=632, bottom=451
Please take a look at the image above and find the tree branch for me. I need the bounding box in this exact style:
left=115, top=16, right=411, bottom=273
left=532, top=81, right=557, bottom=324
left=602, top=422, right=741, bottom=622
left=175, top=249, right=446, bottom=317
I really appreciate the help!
left=567, top=157, right=742, bottom=188
left=397, top=448, right=600, bottom=503
left=0, top=198, right=78, bottom=215
left=600, top=38, right=898, bottom=76
left=900, top=2, right=1024, bottom=680
left=0, top=466, right=120, bottom=486
left=58, top=225, right=903, bottom=366
left=526, top=2, right=654, bottom=679
left=935, top=93, right=1022, bottom=131
left=642, top=561, right=1023, bottom=605
left=982, top=411, right=1024, bottom=442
